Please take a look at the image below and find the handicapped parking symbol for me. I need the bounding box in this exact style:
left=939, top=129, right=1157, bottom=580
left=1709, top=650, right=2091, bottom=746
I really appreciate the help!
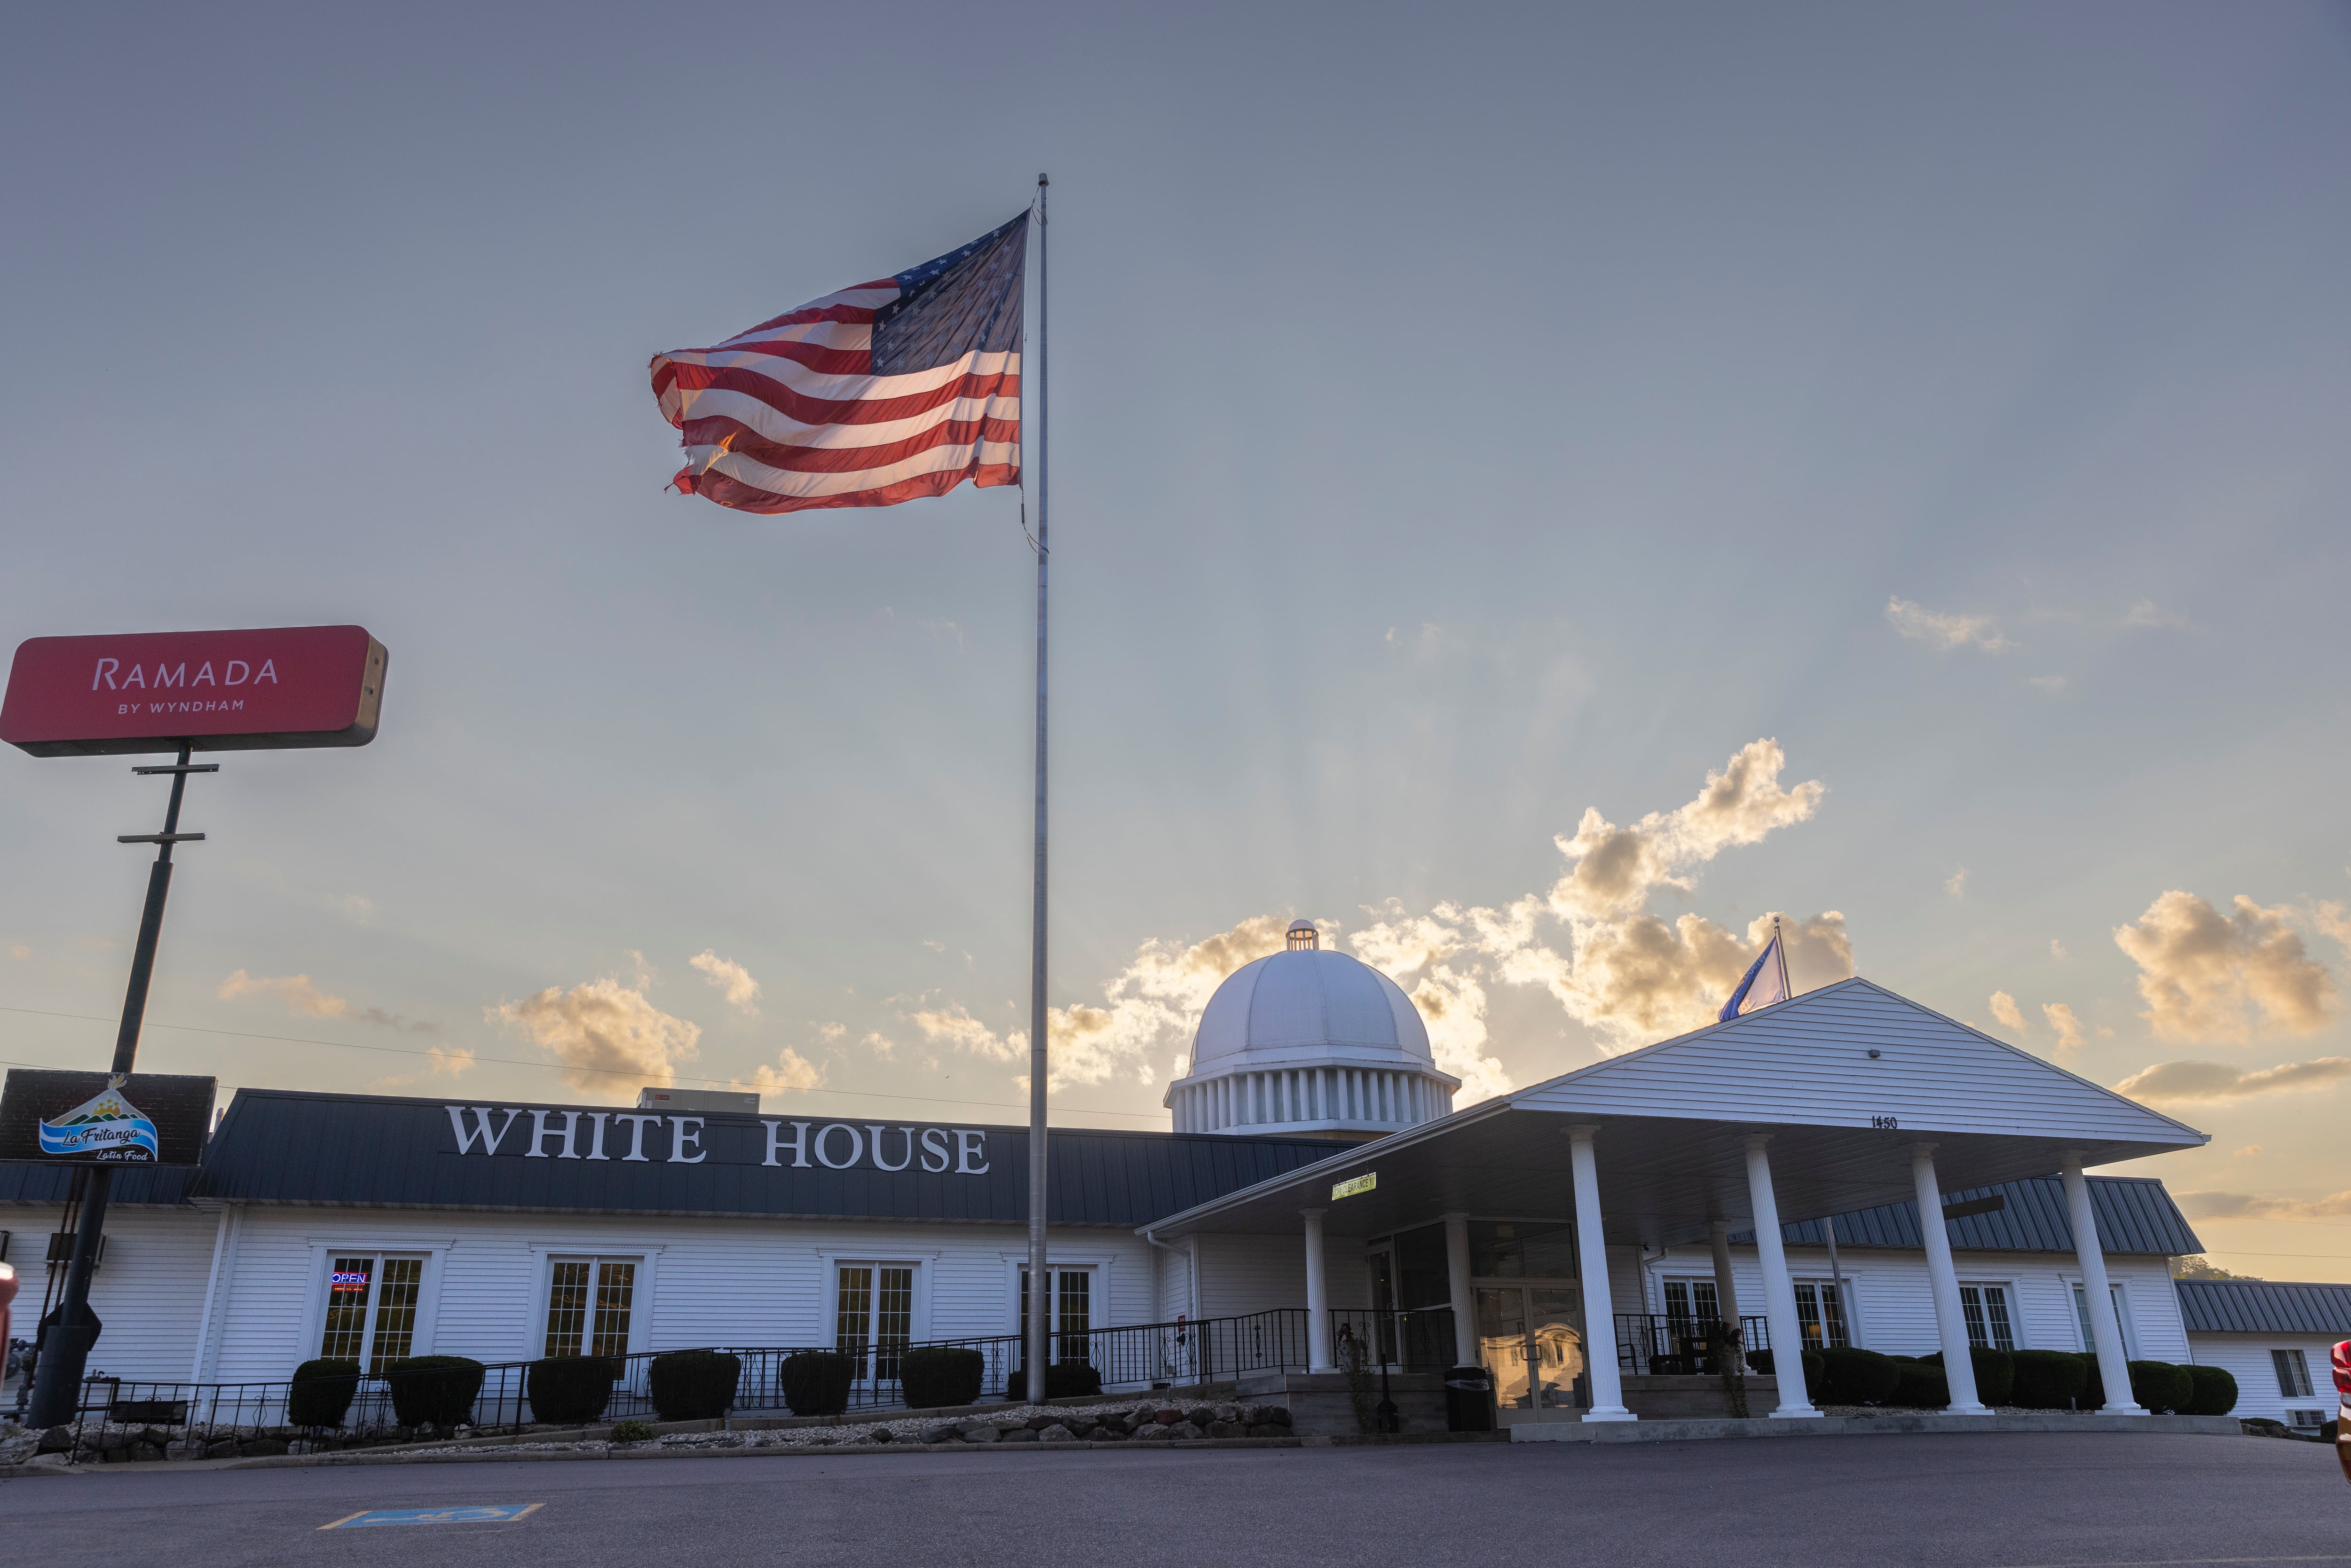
left=320, top=1503, right=544, bottom=1529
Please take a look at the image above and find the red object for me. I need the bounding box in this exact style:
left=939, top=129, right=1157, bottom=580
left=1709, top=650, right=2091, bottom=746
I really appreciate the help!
left=1, top=626, right=387, bottom=756
left=2336, top=1341, right=2351, bottom=1485
left=0, top=1260, right=15, bottom=1356
left=2335, top=1339, right=2351, bottom=1396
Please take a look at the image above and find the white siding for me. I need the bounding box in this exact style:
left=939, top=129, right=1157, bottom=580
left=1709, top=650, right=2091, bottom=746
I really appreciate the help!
left=206, top=1208, right=1155, bottom=1382
left=2186, top=1334, right=2345, bottom=1426
left=1511, top=980, right=2201, bottom=1146
left=1191, top=1230, right=1372, bottom=1321
left=2, top=1204, right=218, bottom=1382
left=1636, top=1244, right=2191, bottom=1362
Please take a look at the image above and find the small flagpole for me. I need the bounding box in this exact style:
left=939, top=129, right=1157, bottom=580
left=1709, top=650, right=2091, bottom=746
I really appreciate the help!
left=1773, top=914, right=1792, bottom=1000
left=1023, top=171, right=1051, bottom=1408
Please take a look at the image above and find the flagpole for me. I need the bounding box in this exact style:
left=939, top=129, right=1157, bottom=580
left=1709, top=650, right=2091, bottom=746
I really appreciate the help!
left=1023, top=171, right=1051, bottom=1407
left=1773, top=914, right=1792, bottom=1000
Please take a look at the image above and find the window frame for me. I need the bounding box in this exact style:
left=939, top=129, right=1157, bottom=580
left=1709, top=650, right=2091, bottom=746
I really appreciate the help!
left=2272, top=1347, right=2315, bottom=1400
left=999, top=1251, right=1118, bottom=1343
left=1791, top=1277, right=1853, bottom=1350
left=297, top=1238, right=451, bottom=1375
left=526, top=1243, right=663, bottom=1363
left=1957, top=1281, right=2018, bottom=1352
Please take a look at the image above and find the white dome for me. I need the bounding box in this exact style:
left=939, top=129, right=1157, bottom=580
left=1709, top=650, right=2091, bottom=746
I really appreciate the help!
left=1191, top=949, right=1436, bottom=1069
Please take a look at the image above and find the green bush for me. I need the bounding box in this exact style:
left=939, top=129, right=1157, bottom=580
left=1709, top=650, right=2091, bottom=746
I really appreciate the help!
left=778, top=1351, right=852, bottom=1416
left=2128, top=1360, right=2193, bottom=1415
left=650, top=1350, right=743, bottom=1421
left=2183, top=1364, right=2238, bottom=1416
left=1817, top=1347, right=1903, bottom=1405
left=609, top=1418, right=655, bottom=1442
left=1005, top=1361, right=1104, bottom=1401
left=2075, top=1352, right=2105, bottom=1409
left=1922, top=1347, right=2015, bottom=1406
left=898, top=1347, right=984, bottom=1410
left=287, top=1358, right=363, bottom=1428
left=1889, top=1357, right=1949, bottom=1409
left=2011, top=1350, right=2089, bottom=1409
left=383, top=1356, right=486, bottom=1428
left=525, top=1355, right=623, bottom=1425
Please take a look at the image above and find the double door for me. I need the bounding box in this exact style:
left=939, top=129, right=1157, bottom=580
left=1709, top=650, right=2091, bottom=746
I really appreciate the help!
left=1475, top=1282, right=1586, bottom=1424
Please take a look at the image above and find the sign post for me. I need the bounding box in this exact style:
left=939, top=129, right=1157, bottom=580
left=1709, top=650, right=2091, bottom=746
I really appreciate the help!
left=2, top=625, right=386, bottom=1427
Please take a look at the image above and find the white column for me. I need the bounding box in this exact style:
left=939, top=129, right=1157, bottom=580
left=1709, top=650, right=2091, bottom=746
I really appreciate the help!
left=1303, top=1208, right=1333, bottom=1372
left=1442, top=1210, right=1479, bottom=1368
left=1911, top=1144, right=1988, bottom=1414
left=1743, top=1135, right=1819, bottom=1417
left=2063, top=1150, right=2146, bottom=1414
left=1708, top=1220, right=1745, bottom=1370
left=1568, top=1125, right=1634, bottom=1420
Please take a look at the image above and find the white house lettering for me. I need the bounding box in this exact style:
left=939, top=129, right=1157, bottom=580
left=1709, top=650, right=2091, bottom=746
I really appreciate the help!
left=444, top=1105, right=989, bottom=1174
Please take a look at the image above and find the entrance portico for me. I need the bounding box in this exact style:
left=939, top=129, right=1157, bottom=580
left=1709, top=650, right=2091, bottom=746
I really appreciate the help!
left=1143, top=979, right=2206, bottom=1425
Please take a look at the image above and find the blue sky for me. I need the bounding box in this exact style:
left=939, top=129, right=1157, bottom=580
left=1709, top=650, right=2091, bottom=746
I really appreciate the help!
left=2, top=2, right=2347, bottom=1277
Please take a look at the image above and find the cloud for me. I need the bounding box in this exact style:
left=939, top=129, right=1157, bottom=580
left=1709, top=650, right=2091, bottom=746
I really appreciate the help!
left=2112, top=1056, right=2351, bottom=1103
left=1946, top=868, right=1968, bottom=899
left=2122, top=599, right=2190, bottom=630
left=2113, top=891, right=2337, bottom=1043
left=859, top=1031, right=896, bottom=1059
left=2232, top=1145, right=2261, bottom=1157
left=2042, top=1002, right=2085, bottom=1051
left=1989, top=991, right=2025, bottom=1032
left=815, top=1021, right=847, bottom=1043
left=2173, top=1189, right=2351, bottom=1221
left=1546, top=740, right=1824, bottom=921
left=2028, top=675, right=2067, bottom=695
left=218, top=970, right=437, bottom=1033
left=688, top=950, right=762, bottom=1015
left=426, top=1046, right=477, bottom=1078
left=909, top=1002, right=1021, bottom=1063
left=489, top=978, right=702, bottom=1095
left=1886, top=597, right=2008, bottom=653
left=732, top=1047, right=825, bottom=1105
left=2050, top=939, right=2069, bottom=961
left=7, top=943, right=28, bottom=961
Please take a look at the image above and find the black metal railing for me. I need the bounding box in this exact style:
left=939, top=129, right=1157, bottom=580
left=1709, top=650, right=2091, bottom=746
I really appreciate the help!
left=1613, top=1314, right=1770, bottom=1376
left=1328, top=1306, right=1459, bottom=1371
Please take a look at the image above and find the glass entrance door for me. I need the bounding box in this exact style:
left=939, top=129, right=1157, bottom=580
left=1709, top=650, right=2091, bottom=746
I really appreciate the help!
left=1475, top=1282, right=1586, bottom=1424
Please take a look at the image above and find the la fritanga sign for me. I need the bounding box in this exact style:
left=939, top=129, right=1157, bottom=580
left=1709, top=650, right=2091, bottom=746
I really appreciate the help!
left=0, top=1070, right=218, bottom=1166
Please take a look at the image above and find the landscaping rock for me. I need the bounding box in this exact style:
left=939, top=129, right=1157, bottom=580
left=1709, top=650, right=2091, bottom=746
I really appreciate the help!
left=1152, top=1406, right=1183, bottom=1425
left=1026, top=1413, right=1063, bottom=1431
left=1132, top=1423, right=1175, bottom=1441
left=239, top=1437, right=288, bottom=1457
left=166, top=1440, right=206, bottom=1460
left=1168, top=1421, right=1206, bottom=1441
left=1204, top=1421, right=1245, bottom=1439
left=1001, top=1427, right=1039, bottom=1443
left=205, top=1440, right=237, bottom=1459
left=1213, top=1403, right=1243, bottom=1423
left=1182, top=1405, right=1218, bottom=1427
left=958, top=1424, right=1001, bottom=1444
left=1088, top=1424, right=1126, bottom=1441
left=1037, top=1425, right=1075, bottom=1443
left=38, top=1426, right=73, bottom=1453
left=921, top=1424, right=962, bottom=1444
left=1245, top=1423, right=1286, bottom=1437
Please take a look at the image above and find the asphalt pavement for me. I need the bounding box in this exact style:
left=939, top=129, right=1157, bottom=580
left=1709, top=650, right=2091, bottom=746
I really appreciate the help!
left=2, top=1432, right=2344, bottom=1567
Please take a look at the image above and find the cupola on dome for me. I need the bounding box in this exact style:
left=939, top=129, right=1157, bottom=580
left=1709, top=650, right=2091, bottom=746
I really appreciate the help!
left=1163, top=921, right=1460, bottom=1143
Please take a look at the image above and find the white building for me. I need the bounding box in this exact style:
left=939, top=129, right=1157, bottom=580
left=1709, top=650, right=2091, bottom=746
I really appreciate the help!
left=2, top=946, right=2259, bottom=1431
left=2177, top=1281, right=2351, bottom=1433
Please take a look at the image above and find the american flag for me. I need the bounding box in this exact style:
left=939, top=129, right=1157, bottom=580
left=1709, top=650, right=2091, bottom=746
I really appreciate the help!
left=651, top=213, right=1028, bottom=514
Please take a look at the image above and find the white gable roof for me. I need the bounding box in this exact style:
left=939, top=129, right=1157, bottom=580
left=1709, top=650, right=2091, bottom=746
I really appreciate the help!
left=1507, top=977, right=2202, bottom=1149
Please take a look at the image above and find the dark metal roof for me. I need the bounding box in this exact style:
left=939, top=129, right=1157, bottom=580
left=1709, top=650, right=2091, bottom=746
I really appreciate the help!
left=0, top=1163, right=199, bottom=1206
left=1736, top=1174, right=2201, bottom=1257
left=2177, top=1279, right=2351, bottom=1336
left=181, top=1088, right=1345, bottom=1226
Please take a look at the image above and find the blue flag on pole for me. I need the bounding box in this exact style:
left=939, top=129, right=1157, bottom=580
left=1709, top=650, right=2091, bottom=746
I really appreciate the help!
left=1718, top=933, right=1791, bottom=1022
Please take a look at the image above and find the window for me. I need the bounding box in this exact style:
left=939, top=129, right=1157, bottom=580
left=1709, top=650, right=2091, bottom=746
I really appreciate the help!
left=1959, top=1284, right=2015, bottom=1352
left=1662, top=1279, right=1721, bottom=1326
left=318, top=1254, right=426, bottom=1373
left=2286, top=1409, right=2326, bottom=1431
left=1018, top=1268, right=1095, bottom=1364
left=1793, top=1281, right=1850, bottom=1349
left=2272, top=1348, right=2315, bottom=1399
left=1468, top=1221, right=1578, bottom=1279
left=2071, top=1283, right=2133, bottom=1357
left=544, top=1258, right=637, bottom=1359
left=838, top=1264, right=915, bottom=1381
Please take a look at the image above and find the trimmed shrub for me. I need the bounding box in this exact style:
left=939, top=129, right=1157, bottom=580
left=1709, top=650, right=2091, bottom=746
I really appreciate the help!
left=2075, top=1352, right=2105, bottom=1409
left=383, top=1355, right=486, bottom=1428
left=525, top=1355, right=623, bottom=1425
left=287, top=1358, right=363, bottom=1428
left=898, top=1347, right=984, bottom=1411
left=1004, top=1361, right=1105, bottom=1401
left=1922, top=1347, right=2015, bottom=1406
left=777, top=1350, right=852, bottom=1416
left=2011, top=1350, right=2090, bottom=1410
left=2128, top=1360, right=2193, bottom=1415
left=651, top=1350, right=744, bottom=1421
left=2183, top=1364, right=2238, bottom=1417
left=1818, top=1347, right=1903, bottom=1406
left=1889, top=1357, right=1950, bottom=1409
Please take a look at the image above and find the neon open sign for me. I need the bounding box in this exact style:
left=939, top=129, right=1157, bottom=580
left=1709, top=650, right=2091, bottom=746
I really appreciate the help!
left=331, top=1272, right=371, bottom=1290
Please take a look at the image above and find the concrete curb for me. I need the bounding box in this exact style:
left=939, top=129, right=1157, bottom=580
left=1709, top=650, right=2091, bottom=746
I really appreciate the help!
left=1508, top=1412, right=2245, bottom=1444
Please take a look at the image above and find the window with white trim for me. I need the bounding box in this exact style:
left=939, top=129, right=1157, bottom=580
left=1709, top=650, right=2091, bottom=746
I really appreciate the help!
left=1959, top=1284, right=2015, bottom=1351
left=319, top=1253, right=426, bottom=1373
left=544, top=1257, right=639, bottom=1359
left=1793, top=1280, right=1850, bottom=1349
left=2071, top=1282, right=2133, bottom=1357
left=2272, top=1348, right=2315, bottom=1399
left=1662, top=1278, right=1721, bottom=1325
left=1019, top=1267, right=1097, bottom=1365
left=837, top=1263, right=917, bottom=1382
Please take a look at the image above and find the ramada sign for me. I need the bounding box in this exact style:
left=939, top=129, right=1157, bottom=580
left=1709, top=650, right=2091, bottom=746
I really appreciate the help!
left=447, top=1106, right=993, bottom=1174
left=1, top=625, right=387, bottom=756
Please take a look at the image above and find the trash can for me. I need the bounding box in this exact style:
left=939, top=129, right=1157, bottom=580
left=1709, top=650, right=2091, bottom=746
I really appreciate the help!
left=1444, top=1364, right=1494, bottom=1432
